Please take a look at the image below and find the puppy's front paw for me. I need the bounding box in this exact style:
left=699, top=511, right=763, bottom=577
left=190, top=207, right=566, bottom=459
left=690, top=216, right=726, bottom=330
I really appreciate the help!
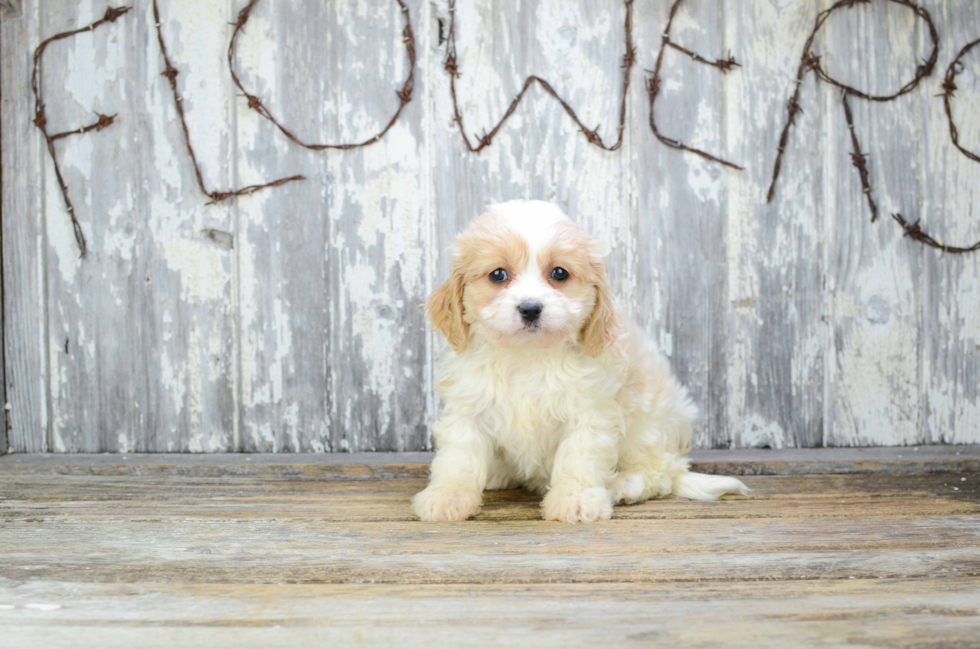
left=412, top=485, right=482, bottom=522
left=541, top=486, right=613, bottom=523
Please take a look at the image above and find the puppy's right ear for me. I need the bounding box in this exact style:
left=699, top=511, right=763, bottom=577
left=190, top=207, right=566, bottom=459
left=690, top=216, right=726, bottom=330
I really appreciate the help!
left=428, top=261, right=468, bottom=354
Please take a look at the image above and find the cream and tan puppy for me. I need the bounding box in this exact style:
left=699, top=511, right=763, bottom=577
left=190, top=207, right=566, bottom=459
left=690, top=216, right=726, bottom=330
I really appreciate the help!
left=414, top=200, right=747, bottom=523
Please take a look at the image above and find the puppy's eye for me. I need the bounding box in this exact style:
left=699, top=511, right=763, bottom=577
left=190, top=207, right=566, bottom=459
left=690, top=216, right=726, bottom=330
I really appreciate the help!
left=489, top=268, right=509, bottom=284
left=550, top=267, right=569, bottom=282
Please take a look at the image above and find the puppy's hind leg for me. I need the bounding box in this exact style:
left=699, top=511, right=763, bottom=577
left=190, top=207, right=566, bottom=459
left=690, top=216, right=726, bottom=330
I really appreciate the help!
left=611, top=403, right=694, bottom=505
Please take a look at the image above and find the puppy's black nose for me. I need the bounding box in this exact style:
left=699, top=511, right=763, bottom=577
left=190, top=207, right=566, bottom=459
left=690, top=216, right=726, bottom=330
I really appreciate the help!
left=518, top=301, right=543, bottom=324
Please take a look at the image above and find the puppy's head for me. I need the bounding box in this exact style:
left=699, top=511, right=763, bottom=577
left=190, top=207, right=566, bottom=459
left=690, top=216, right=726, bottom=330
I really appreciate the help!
left=428, top=200, right=618, bottom=357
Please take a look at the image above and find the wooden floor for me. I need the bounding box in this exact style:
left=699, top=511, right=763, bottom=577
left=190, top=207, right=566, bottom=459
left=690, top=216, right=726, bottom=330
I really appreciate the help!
left=1, top=450, right=979, bottom=648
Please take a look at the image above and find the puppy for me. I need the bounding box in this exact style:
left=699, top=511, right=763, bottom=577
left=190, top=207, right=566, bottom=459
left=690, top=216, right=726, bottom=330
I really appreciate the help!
left=414, top=200, right=748, bottom=523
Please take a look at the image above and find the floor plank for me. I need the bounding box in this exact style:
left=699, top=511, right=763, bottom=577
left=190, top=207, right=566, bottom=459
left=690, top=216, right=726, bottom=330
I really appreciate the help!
left=1, top=456, right=978, bottom=646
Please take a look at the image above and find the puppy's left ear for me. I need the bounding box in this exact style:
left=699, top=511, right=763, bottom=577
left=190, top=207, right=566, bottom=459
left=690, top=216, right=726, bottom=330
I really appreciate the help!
left=579, top=259, right=620, bottom=358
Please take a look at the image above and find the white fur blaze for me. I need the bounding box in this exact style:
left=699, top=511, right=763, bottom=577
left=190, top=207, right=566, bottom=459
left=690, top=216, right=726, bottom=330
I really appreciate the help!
left=672, top=472, right=750, bottom=501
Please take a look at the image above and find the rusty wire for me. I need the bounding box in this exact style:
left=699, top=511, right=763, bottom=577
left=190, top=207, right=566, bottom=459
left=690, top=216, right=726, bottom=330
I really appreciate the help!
left=646, top=0, right=743, bottom=170
left=152, top=0, right=304, bottom=205
left=31, top=5, right=133, bottom=258
left=444, top=0, right=635, bottom=153
left=941, top=37, right=980, bottom=165
left=227, top=0, right=416, bottom=151
left=767, top=0, right=938, bottom=204
left=887, top=35, right=980, bottom=255
left=841, top=92, right=877, bottom=222
left=764, top=0, right=979, bottom=255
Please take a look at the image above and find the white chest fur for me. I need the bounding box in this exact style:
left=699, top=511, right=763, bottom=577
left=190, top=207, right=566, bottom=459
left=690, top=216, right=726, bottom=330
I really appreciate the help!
left=436, top=338, right=623, bottom=486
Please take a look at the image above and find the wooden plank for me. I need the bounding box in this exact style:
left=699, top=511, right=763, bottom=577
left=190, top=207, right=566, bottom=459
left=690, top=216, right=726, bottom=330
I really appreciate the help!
left=234, top=0, right=429, bottom=453
left=1, top=0, right=45, bottom=452
left=2, top=446, right=980, bottom=476
left=920, top=3, right=980, bottom=444
left=37, top=1, right=146, bottom=452
left=1, top=472, right=977, bottom=522
left=631, top=0, right=731, bottom=447
left=823, top=0, right=925, bottom=446
left=0, top=471, right=978, bottom=584
left=134, top=0, right=238, bottom=452
left=3, top=578, right=980, bottom=648
left=1, top=465, right=978, bottom=644
left=0, top=5, right=6, bottom=456
left=725, top=0, right=826, bottom=449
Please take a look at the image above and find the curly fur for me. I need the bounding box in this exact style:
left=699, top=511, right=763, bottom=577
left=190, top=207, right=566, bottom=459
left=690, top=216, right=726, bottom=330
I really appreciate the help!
left=414, top=201, right=748, bottom=523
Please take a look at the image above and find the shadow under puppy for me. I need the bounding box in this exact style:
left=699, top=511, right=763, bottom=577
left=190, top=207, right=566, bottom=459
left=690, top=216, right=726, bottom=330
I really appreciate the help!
left=415, top=200, right=748, bottom=523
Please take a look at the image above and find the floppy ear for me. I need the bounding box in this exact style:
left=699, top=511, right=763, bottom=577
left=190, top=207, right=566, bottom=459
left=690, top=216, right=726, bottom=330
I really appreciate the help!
left=579, top=263, right=620, bottom=358
left=428, top=260, right=469, bottom=354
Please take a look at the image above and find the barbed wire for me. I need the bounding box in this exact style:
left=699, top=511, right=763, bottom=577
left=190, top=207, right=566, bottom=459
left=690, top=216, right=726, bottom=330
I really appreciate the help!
left=764, top=0, right=980, bottom=255
left=31, top=6, right=133, bottom=258
left=940, top=37, right=980, bottom=165
left=30, top=1, right=979, bottom=259
left=768, top=0, right=939, bottom=205
left=646, top=0, right=743, bottom=170
left=227, top=0, right=416, bottom=151
left=152, top=0, right=304, bottom=205
left=891, top=35, right=980, bottom=254
left=443, top=0, right=634, bottom=152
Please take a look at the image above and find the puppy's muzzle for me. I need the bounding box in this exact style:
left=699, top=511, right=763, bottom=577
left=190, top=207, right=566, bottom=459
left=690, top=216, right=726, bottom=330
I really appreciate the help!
left=518, top=301, right=543, bottom=325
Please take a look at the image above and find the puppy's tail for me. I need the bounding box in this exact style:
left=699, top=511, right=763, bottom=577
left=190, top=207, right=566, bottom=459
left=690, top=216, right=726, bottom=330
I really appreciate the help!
left=672, top=471, right=750, bottom=501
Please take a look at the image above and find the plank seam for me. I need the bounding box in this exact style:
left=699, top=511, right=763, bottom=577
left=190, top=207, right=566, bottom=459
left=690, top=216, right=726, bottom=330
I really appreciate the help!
left=0, top=3, right=8, bottom=456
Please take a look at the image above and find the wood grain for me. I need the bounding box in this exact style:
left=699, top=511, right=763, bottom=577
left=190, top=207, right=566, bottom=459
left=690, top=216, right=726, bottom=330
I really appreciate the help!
left=2, top=0, right=980, bottom=452
left=0, top=459, right=978, bottom=646
left=920, top=4, right=980, bottom=444
left=824, top=0, right=925, bottom=447
left=2, top=0, right=45, bottom=452
left=633, top=0, right=732, bottom=447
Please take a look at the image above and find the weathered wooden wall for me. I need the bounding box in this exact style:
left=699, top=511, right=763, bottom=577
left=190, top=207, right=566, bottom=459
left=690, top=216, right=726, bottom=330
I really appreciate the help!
left=2, top=0, right=978, bottom=453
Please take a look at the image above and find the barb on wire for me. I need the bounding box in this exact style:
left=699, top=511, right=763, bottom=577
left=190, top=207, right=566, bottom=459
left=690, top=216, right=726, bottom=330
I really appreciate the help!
left=647, top=0, right=743, bottom=170
left=152, top=0, right=303, bottom=205
left=767, top=0, right=938, bottom=204
left=840, top=92, right=877, bottom=222
left=31, top=5, right=133, bottom=258
left=443, top=0, right=634, bottom=153
left=891, top=213, right=980, bottom=254
left=227, top=0, right=416, bottom=151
